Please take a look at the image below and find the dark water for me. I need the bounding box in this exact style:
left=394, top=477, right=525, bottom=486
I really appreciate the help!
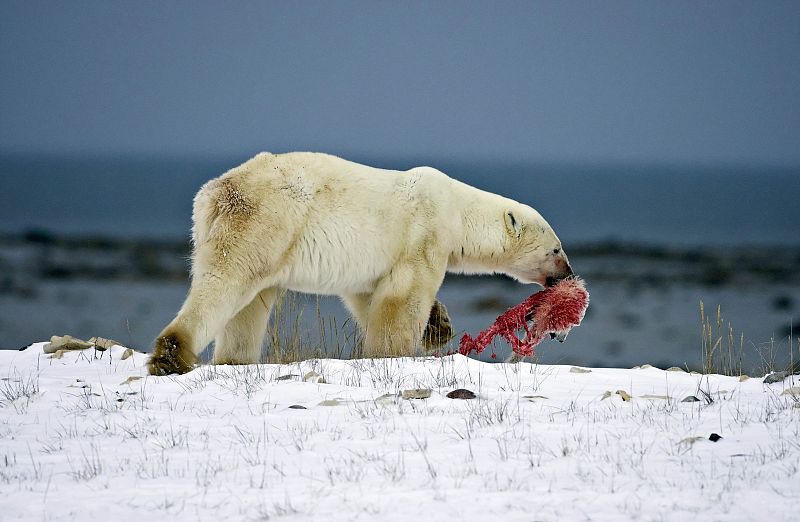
left=1, top=154, right=798, bottom=246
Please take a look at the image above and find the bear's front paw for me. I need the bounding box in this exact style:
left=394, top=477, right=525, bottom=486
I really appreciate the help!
left=424, top=299, right=454, bottom=349
left=148, top=333, right=197, bottom=375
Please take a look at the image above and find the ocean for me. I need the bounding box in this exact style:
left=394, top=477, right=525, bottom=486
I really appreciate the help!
left=1, top=153, right=798, bottom=245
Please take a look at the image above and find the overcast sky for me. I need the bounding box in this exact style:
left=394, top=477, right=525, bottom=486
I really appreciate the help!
left=1, top=1, right=798, bottom=165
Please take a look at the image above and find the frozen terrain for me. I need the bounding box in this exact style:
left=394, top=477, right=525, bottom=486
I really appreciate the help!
left=1, top=344, right=798, bottom=521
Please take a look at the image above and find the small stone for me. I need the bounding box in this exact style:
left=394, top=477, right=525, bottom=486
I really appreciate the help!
left=43, top=335, right=92, bottom=353
left=690, top=371, right=701, bottom=375
left=780, top=386, right=800, bottom=397
left=763, top=371, right=789, bottom=384
left=318, top=399, right=342, bottom=406
left=446, top=389, right=476, bottom=400
left=88, top=336, right=122, bottom=350
left=523, top=394, right=549, bottom=400
left=121, top=348, right=134, bottom=360
left=708, top=433, right=723, bottom=442
left=666, top=366, right=686, bottom=373
left=738, top=375, right=750, bottom=382
left=569, top=367, right=592, bottom=374
left=303, top=371, right=326, bottom=384
left=681, top=395, right=701, bottom=403
left=401, top=388, right=432, bottom=400
left=639, top=364, right=654, bottom=369
left=615, top=390, right=632, bottom=402
left=276, top=374, right=299, bottom=381
left=288, top=404, right=307, bottom=409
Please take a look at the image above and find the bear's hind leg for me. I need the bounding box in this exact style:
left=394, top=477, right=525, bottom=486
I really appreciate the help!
left=148, top=273, right=264, bottom=375
left=213, top=288, right=278, bottom=365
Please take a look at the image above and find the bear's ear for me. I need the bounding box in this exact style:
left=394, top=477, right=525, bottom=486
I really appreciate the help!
left=504, top=210, right=522, bottom=238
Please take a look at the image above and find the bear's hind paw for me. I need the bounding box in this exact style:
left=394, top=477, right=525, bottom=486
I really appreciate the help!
left=148, top=333, right=197, bottom=375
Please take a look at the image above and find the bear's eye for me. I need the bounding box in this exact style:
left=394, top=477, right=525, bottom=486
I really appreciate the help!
left=552, top=248, right=560, bottom=254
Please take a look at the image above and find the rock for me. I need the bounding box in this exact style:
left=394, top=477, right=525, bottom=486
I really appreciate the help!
left=666, top=366, right=686, bottom=372
left=602, top=390, right=643, bottom=401
left=708, top=433, right=723, bottom=442
left=43, top=335, right=92, bottom=353
left=48, top=349, right=65, bottom=359
left=318, top=399, right=342, bottom=406
left=401, top=388, right=432, bottom=400
left=615, top=390, right=632, bottom=402
left=738, top=375, right=750, bottom=382
left=763, top=371, right=789, bottom=384
left=639, top=364, right=654, bottom=369
left=88, top=336, right=122, bottom=350
left=780, top=386, right=800, bottom=397
left=446, top=389, right=476, bottom=400
left=681, top=395, right=701, bottom=403
left=119, top=376, right=143, bottom=386
left=276, top=374, right=299, bottom=381
left=121, top=348, right=134, bottom=360
left=303, top=371, right=325, bottom=384
left=523, top=394, right=549, bottom=400
left=569, top=366, right=592, bottom=374
left=288, top=404, right=307, bottom=409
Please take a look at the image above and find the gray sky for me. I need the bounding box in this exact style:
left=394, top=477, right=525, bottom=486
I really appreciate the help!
left=1, top=0, right=798, bottom=165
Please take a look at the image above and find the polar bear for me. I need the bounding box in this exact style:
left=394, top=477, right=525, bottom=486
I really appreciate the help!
left=148, top=152, right=573, bottom=375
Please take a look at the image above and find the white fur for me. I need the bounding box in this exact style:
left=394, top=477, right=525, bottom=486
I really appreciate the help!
left=157, top=152, right=572, bottom=365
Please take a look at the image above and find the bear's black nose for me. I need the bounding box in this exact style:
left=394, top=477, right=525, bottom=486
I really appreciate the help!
left=546, top=265, right=574, bottom=287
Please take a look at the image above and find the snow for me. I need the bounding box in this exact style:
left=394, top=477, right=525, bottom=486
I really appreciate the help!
left=1, top=344, right=798, bottom=521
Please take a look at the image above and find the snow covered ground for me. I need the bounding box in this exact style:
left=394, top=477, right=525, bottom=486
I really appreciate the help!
left=1, top=344, right=798, bottom=521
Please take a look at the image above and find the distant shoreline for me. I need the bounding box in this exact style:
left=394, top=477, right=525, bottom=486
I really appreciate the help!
left=2, top=229, right=798, bottom=287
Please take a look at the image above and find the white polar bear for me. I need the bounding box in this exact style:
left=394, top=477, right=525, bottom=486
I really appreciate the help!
left=148, top=152, right=573, bottom=375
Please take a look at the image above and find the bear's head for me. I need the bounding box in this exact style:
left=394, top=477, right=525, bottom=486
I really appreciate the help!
left=502, top=204, right=573, bottom=287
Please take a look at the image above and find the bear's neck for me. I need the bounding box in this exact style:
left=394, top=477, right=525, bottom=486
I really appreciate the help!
left=448, top=187, right=510, bottom=275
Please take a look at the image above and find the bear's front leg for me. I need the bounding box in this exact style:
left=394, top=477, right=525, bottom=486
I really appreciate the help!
left=362, top=262, right=446, bottom=358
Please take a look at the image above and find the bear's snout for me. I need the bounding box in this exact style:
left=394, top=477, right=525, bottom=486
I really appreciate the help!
left=545, top=259, right=573, bottom=287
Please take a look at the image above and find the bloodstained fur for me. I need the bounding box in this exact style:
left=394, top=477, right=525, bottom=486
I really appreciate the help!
left=459, top=277, right=589, bottom=358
